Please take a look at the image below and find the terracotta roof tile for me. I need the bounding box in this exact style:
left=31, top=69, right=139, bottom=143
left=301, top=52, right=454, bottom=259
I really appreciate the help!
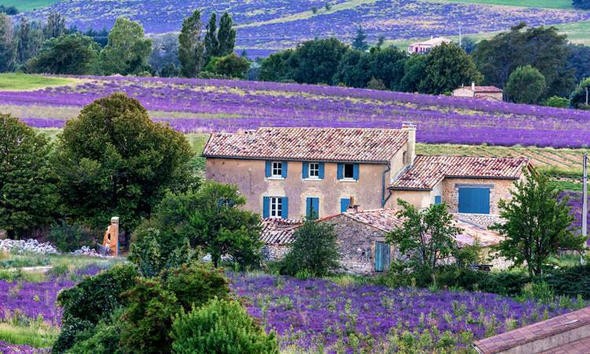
left=474, top=306, right=590, bottom=353
left=391, top=155, right=529, bottom=190
left=203, top=127, right=408, bottom=163
left=260, top=218, right=303, bottom=245
left=474, top=86, right=503, bottom=93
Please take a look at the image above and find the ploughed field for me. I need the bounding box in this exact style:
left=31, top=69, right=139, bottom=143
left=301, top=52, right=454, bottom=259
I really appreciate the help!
left=14, top=0, right=590, bottom=54
left=2, top=75, right=590, bottom=148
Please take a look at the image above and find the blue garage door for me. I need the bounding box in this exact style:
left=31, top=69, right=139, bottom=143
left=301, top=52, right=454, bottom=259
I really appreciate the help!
left=458, top=187, right=490, bottom=214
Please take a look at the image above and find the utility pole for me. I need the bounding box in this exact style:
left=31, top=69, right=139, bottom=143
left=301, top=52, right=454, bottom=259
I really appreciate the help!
left=585, top=86, right=588, bottom=106
left=583, top=153, right=588, bottom=240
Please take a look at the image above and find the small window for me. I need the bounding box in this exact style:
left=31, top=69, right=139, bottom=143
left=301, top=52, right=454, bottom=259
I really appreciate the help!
left=344, top=164, right=354, bottom=179
left=308, top=163, right=319, bottom=178
left=270, top=197, right=282, bottom=218
left=271, top=162, right=282, bottom=177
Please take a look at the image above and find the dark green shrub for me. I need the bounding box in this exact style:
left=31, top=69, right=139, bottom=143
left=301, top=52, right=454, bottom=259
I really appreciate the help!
left=67, top=309, right=125, bottom=354
left=54, top=264, right=139, bottom=353
left=171, top=298, right=279, bottom=354
left=545, top=264, right=590, bottom=299
left=280, top=220, right=340, bottom=277
left=48, top=220, right=97, bottom=252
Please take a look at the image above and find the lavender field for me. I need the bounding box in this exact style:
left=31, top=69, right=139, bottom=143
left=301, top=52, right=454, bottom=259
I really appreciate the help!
left=1, top=75, right=589, bottom=148
left=18, top=0, right=590, bottom=52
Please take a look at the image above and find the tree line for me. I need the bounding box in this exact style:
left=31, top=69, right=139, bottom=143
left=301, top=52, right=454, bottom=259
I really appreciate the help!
left=0, top=10, right=249, bottom=78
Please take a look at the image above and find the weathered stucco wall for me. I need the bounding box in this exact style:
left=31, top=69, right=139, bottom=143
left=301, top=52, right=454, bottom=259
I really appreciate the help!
left=387, top=190, right=432, bottom=209
left=442, top=178, right=516, bottom=214
left=206, top=158, right=391, bottom=218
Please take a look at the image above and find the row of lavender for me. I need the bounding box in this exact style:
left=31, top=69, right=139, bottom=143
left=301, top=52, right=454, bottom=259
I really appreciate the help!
left=19, top=0, right=590, bottom=51
left=2, top=76, right=589, bottom=148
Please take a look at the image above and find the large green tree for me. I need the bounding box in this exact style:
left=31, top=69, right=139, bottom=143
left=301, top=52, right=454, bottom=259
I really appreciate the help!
left=504, top=65, right=546, bottom=104
left=259, top=49, right=294, bottom=82
left=418, top=42, right=482, bottom=94
left=473, top=24, right=574, bottom=98
left=15, top=18, right=43, bottom=65
left=27, top=33, right=99, bottom=74
left=98, top=17, right=152, bottom=75
left=204, top=13, right=219, bottom=64
left=291, top=38, right=350, bottom=84
left=54, top=93, right=194, bottom=231
left=217, top=12, right=236, bottom=57
left=386, top=200, right=461, bottom=283
left=0, top=13, right=15, bottom=72
left=491, top=170, right=586, bottom=277
left=567, top=44, right=590, bottom=83
left=570, top=77, right=590, bottom=109
left=43, top=11, right=65, bottom=40
left=205, top=53, right=249, bottom=78
left=178, top=10, right=204, bottom=78
left=0, top=114, right=58, bottom=238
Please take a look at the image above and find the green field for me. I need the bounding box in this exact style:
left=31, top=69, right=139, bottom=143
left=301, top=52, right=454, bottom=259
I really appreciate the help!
left=428, top=0, right=573, bottom=9
left=0, top=0, right=58, bottom=11
left=0, top=73, right=78, bottom=91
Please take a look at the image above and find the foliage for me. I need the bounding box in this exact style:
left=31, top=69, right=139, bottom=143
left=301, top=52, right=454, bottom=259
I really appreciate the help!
left=217, top=12, right=236, bottom=57
left=473, top=24, right=574, bottom=98
left=149, top=33, right=180, bottom=77
left=259, top=50, right=295, bottom=82
left=351, top=26, right=368, bottom=51
left=26, top=33, right=99, bottom=74
left=567, top=44, right=590, bottom=83
left=419, top=42, right=483, bottom=95
left=48, top=220, right=96, bottom=252
left=98, top=17, right=152, bottom=75
left=171, top=298, right=279, bottom=354
left=132, top=181, right=262, bottom=268
left=545, top=264, right=590, bottom=298
left=0, top=14, right=15, bottom=72
left=0, top=5, right=17, bottom=15
left=490, top=169, right=586, bottom=276
left=204, top=13, right=219, bottom=64
left=66, top=310, right=125, bottom=354
left=570, top=77, right=590, bottom=108
left=53, top=263, right=139, bottom=353
left=15, top=18, right=43, bottom=65
left=290, top=38, right=350, bottom=84
left=53, top=93, right=194, bottom=231
left=280, top=219, right=340, bottom=277
left=399, top=54, right=427, bottom=93
left=0, top=114, right=57, bottom=238
left=572, top=0, right=590, bottom=9
left=178, top=10, right=204, bottom=78
left=43, top=12, right=65, bottom=39
left=386, top=200, right=461, bottom=284
left=544, top=95, right=570, bottom=107
left=204, top=53, right=250, bottom=78
left=504, top=65, right=546, bottom=104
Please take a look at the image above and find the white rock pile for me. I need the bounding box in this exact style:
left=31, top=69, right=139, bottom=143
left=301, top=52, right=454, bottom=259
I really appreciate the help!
left=0, top=239, right=59, bottom=255
left=71, top=246, right=105, bottom=257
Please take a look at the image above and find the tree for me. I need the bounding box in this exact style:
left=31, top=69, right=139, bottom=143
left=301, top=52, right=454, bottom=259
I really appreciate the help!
left=332, top=49, right=371, bottom=88
left=149, top=33, right=180, bottom=77
left=504, top=65, right=546, bottom=104
left=0, top=115, right=58, bottom=238
left=217, top=12, right=236, bottom=57
left=573, top=0, right=590, bottom=9
left=98, top=17, right=152, bottom=75
left=0, top=13, right=15, bottom=72
left=399, top=54, right=427, bottom=92
left=490, top=169, right=586, bottom=277
left=15, top=18, right=44, bottom=65
left=291, top=38, right=350, bottom=84
left=204, top=13, right=219, bottom=64
left=352, top=26, right=368, bottom=51
left=280, top=219, right=340, bottom=277
left=259, top=49, right=295, bottom=82
left=385, top=200, right=461, bottom=283
left=53, top=93, right=194, bottom=231
left=367, top=46, right=408, bottom=90
left=205, top=53, right=250, bottom=78
left=419, top=42, right=483, bottom=94
left=570, top=77, right=590, bottom=109
left=0, top=5, right=18, bottom=15
left=473, top=24, right=574, bottom=98
left=178, top=10, right=205, bottom=78
left=567, top=44, right=590, bottom=83
left=43, top=11, right=66, bottom=39
left=27, top=33, right=99, bottom=74
left=131, top=181, right=262, bottom=269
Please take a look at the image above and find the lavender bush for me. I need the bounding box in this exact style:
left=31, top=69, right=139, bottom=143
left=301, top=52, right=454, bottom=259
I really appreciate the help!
left=2, top=76, right=589, bottom=148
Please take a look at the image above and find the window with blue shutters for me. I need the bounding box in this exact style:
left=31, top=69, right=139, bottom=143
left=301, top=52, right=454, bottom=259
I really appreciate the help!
left=302, top=162, right=324, bottom=179
left=266, top=161, right=287, bottom=178
left=434, top=195, right=442, bottom=205
left=306, top=197, right=320, bottom=219
left=374, top=241, right=390, bottom=272
left=340, top=198, right=350, bottom=213
left=337, top=163, right=359, bottom=181
left=458, top=187, right=490, bottom=214
left=264, top=196, right=288, bottom=218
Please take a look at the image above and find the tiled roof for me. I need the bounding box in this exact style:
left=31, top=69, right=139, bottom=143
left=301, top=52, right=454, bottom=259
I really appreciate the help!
left=473, top=86, right=502, bottom=93
left=260, top=218, right=303, bottom=245
left=203, top=127, right=409, bottom=163
left=391, top=155, right=529, bottom=190
left=474, top=306, right=590, bottom=353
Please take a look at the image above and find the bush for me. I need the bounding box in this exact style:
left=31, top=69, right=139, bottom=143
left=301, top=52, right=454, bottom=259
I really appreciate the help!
left=280, top=220, right=340, bottom=277
left=67, top=309, right=125, bottom=354
left=171, top=298, right=279, bottom=354
left=544, top=96, right=570, bottom=108
left=545, top=264, right=590, bottom=299
left=48, top=221, right=96, bottom=252
left=52, top=318, right=94, bottom=354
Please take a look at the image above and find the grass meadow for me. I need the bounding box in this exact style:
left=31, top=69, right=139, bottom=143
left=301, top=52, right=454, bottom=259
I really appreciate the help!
left=0, top=73, right=78, bottom=91
left=0, top=0, right=58, bottom=11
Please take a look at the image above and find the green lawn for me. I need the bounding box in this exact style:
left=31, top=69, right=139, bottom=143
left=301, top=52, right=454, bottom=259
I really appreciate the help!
left=0, top=73, right=77, bottom=91
left=0, top=0, right=58, bottom=11
left=427, top=0, right=573, bottom=9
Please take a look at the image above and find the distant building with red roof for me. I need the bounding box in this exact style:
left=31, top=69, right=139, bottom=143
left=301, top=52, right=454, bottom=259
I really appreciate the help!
left=454, top=82, right=504, bottom=101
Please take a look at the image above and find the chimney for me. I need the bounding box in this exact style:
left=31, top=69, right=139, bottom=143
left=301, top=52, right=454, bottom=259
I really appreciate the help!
left=471, top=82, right=475, bottom=91
left=401, top=122, right=416, bottom=166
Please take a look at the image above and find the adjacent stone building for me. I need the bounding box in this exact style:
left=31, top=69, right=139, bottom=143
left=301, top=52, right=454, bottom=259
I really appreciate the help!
left=453, top=83, right=503, bottom=101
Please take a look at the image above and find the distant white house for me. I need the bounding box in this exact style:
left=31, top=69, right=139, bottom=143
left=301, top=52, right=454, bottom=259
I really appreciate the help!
left=407, top=37, right=451, bottom=54
left=453, top=82, right=503, bottom=101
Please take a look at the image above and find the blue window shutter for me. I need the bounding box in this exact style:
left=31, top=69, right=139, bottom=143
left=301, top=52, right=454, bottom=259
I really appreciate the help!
left=282, top=161, right=288, bottom=178
left=318, top=162, right=325, bottom=179
left=340, top=198, right=350, bottom=213
left=306, top=197, right=320, bottom=219
left=375, top=242, right=383, bottom=272
left=262, top=197, right=270, bottom=218
left=458, top=187, right=490, bottom=214
left=302, top=162, right=309, bottom=179
left=337, top=163, right=344, bottom=180
left=281, top=197, right=288, bottom=219
left=265, top=161, right=271, bottom=177
left=353, top=164, right=360, bottom=180
left=434, top=195, right=442, bottom=205
left=375, top=242, right=390, bottom=272
left=312, top=198, right=319, bottom=218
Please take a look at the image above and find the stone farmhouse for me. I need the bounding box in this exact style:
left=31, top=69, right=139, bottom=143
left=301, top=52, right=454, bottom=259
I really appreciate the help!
left=453, top=82, right=503, bottom=101
left=407, top=37, right=451, bottom=54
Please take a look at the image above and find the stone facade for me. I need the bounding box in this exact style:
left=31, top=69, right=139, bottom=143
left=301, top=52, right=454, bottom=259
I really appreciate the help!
left=442, top=178, right=516, bottom=215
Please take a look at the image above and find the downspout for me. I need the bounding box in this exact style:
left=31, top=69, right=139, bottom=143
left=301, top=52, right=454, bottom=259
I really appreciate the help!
left=381, top=162, right=391, bottom=208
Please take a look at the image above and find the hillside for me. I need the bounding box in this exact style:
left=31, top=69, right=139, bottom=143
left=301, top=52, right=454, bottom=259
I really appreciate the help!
left=14, top=0, right=590, bottom=54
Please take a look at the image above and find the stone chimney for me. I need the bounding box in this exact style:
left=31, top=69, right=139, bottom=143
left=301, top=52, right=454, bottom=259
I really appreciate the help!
left=401, top=122, right=416, bottom=166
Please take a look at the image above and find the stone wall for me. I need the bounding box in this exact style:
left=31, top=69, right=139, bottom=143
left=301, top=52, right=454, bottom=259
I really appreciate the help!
left=262, top=244, right=290, bottom=262
left=442, top=178, right=516, bottom=215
